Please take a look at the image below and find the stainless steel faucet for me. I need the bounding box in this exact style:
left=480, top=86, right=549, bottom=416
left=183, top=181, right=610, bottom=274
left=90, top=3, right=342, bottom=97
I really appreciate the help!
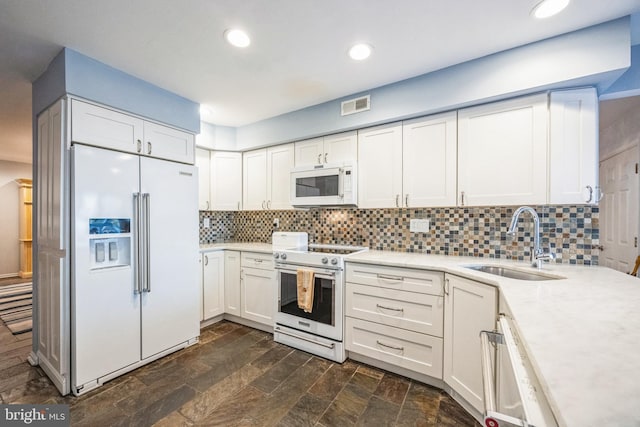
left=507, top=206, right=555, bottom=268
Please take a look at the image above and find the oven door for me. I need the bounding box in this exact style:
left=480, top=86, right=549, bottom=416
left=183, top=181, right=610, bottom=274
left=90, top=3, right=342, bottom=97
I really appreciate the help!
left=275, top=265, right=343, bottom=341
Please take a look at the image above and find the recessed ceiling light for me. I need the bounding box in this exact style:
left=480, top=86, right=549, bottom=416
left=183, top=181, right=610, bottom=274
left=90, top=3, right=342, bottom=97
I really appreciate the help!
left=349, top=43, right=373, bottom=61
left=224, top=29, right=251, bottom=48
left=531, top=0, right=570, bottom=19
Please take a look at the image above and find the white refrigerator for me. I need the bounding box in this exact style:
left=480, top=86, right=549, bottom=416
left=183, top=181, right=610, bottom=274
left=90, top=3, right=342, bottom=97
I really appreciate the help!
left=71, top=144, right=199, bottom=394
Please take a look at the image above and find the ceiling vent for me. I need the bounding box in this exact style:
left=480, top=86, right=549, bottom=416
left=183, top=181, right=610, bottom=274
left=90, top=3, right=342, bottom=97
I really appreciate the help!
left=341, top=95, right=370, bottom=116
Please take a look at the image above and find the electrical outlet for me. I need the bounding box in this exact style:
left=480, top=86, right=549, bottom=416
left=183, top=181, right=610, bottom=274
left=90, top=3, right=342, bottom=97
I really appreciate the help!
left=273, top=218, right=279, bottom=228
left=410, top=219, right=430, bottom=233
left=203, top=218, right=210, bottom=228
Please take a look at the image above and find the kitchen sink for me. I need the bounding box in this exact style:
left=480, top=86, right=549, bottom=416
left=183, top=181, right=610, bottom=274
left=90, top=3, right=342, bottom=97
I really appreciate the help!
left=464, top=265, right=564, bottom=281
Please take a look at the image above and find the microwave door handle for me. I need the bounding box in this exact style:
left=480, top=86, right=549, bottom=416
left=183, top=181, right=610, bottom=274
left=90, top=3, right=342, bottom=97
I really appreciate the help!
left=338, top=168, right=344, bottom=199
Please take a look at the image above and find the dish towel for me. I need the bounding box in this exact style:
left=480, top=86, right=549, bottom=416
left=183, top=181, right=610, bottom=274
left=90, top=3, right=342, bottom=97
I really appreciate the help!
left=297, top=269, right=315, bottom=313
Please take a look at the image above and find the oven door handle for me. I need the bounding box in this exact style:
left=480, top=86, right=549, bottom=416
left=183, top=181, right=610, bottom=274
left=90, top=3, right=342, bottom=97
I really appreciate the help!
left=275, top=267, right=337, bottom=280
left=274, top=326, right=335, bottom=349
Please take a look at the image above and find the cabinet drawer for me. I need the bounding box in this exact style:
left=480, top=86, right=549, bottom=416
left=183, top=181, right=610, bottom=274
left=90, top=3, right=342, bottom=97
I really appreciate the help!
left=346, top=263, right=443, bottom=295
left=241, top=252, right=274, bottom=270
left=346, top=283, right=443, bottom=337
left=346, top=317, right=443, bottom=379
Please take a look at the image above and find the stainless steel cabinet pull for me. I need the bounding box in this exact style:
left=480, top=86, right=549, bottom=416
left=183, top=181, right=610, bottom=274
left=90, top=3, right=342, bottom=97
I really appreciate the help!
left=376, top=304, right=404, bottom=312
left=376, top=273, right=403, bottom=282
left=444, top=278, right=450, bottom=296
left=204, top=255, right=209, bottom=266
left=324, top=153, right=328, bottom=163
left=237, top=201, right=240, bottom=210
left=585, top=185, right=593, bottom=203
left=206, top=201, right=210, bottom=210
left=395, top=194, right=399, bottom=208
left=147, top=141, right=152, bottom=155
left=460, top=191, right=465, bottom=206
left=595, top=186, right=603, bottom=203
left=317, top=153, right=322, bottom=164
left=267, top=200, right=272, bottom=209
left=262, top=200, right=266, bottom=209
left=405, top=194, right=409, bottom=207
left=136, top=139, right=142, bottom=153
left=376, top=340, right=404, bottom=351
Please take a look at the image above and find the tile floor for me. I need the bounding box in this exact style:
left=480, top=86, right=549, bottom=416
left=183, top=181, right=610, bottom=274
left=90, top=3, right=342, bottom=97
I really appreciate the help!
left=0, top=320, right=480, bottom=426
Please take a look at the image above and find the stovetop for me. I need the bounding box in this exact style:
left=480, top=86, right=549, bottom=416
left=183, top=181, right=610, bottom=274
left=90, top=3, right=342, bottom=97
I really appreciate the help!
left=273, top=243, right=368, bottom=269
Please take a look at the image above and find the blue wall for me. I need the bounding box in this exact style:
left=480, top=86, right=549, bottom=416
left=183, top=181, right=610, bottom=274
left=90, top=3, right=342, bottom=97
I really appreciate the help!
left=601, top=44, right=640, bottom=99
left=236, top=17, right=631, bottom=150
left=33, top=48, right=200, bottom=133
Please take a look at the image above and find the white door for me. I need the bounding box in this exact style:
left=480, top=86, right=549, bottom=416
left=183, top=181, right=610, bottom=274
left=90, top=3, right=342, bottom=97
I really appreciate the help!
left=195, top=148, right=211, bottom=210
left=241, top=267, right=275, bottom=325
left=72, top=145, right=141, bottom=388
left=267, top=144, right=295, bottom=209
left=243, top=149, right=267, bottom=210
left=140, top=157, right=200, bottom=359
left=599, top=146, right=639, bottom=272
left=324, top=131, right=357, bottom=165
left=202, top=251, right=225, bottom=319
left=458, top=94, right=548, bottom=206
left=443, top=274, right=497, bottom=413
left=294, top=137, right=324, bottom=167
left=403, top=112, right=457, bottom=207
left=211, top=151, right=242, bottom=210
left=224, top=251, right=242, bottom=316
left=358, top=123, right=403, bottom=208
left=143, top=121, right=195, bottom=164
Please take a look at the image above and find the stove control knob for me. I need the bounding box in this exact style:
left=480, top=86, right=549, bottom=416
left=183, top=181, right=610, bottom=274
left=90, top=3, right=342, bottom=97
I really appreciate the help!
left=321, top=257, right=328, bottom=264
left=274, top=253, right=280, bottom=260
left=281, top=253, right=287, bottom=261
left=331, top=258, right=338, bottom=265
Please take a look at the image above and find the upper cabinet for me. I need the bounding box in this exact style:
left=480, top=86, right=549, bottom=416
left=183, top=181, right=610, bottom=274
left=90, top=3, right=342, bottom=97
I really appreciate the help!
left=549, top=88, right=599, bottom=204
left=295, top=131, right=357, bottom=167
left=195, top=148, right=211, bottom=210
left=71, top=99, right=195, bottom=164
left=403, top=112, right=457, bottom=207
left=243, top=144, right=295, bottom=210
left=457, top=94, right=548, bottom=206
left=211, top=152, right=242, bottom=211
left=358, top=123, right=403, bottom=208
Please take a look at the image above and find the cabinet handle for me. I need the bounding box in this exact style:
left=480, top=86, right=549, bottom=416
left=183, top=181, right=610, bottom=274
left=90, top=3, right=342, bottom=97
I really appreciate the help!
left=317, top=153, right=322, bottom=164
left=595, top=186, right=603, bottom=203
left=376, top=304, right=404, bottom=313
left=324, top=153, right=328, bottom=163
left=262, top=200, right=266, bottom=209
left=585, top=185, right=593, bottom=203
left=376, top=340, right=404, bottom=352
left=136, top=139, right=142, bottom=153
left=395, top=194, right=400, bottom=208
left=267, top=200, right=272, bottom=209
left=204, top=254, right=208, bottom=266
left=206, top=201, right=210, bottom=210
left=444, top=278, right=449, bottom=296
left=405, top=194, right=409, bottom=207
left=376, top=273, right=403, bottom=282
left=237, top=201, right=240, bottom=210
left=147, top=141, right=152, bottom=155
left=460, top=191, right=465, bottom=206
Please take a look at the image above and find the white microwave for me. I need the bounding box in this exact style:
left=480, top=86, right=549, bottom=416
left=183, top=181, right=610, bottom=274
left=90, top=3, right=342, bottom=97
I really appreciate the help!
left=290, top=163, right=357, bottom=207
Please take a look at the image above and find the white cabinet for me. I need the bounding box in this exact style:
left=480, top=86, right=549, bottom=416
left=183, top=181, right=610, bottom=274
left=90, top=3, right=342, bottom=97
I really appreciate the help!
left=202, top=251, right=225, bottom=320
left=443, top=274, right=497, bottom=413
left=345, top=263, right=444, bottom=379
left=195, top=148, right=211, bottom=210
left=71, top=99, right=195, bottom=164
left=358, top=123, right=403, bottom=208
left=549, top=88, right=599, bottom=204
left=243, top=144, right=294, bottom=210
left=211, top=151, right=242, bottom=210
left=457, top=94, right=548, bottom=206
left=240, top=252, right=276, bottom=326
left=224, top=251, right=241, bottom=316
left=295, top=131, right=357, bottom=167
left=403, top=112, right=457, bottom=207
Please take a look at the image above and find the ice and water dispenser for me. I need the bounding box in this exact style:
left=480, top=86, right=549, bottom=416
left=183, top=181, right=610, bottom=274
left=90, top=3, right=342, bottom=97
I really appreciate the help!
left=89, top=218, right=131, bottom=269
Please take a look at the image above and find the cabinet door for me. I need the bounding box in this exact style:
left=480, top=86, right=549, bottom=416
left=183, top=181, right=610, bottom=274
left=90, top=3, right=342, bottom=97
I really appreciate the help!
left=267, top=144, right=295, bottom=210
left=294, top=137, right=324, bottom=167
left=211, top=151, right=242, bottom=210
left=71, top=99, right=143, bottom=154
left=358, top=123, right=403, bottom=208
left=241, top=266, right=275, bottom=325
left=458, top=94, right=548, bottom=206
left=324, top=131, right=357, bottom=165
left=243, top=149, right=267, bottom=210
left=403, top=112, right=457, bottom=207
left=224, top=251, right=241, bottom=316
left=443, top=274, right=497, bottom=413
left=202, top=251, right=225, bottom=320
left=195, top=148, right=211, bottom=210
left=549, top=88, right=598, bottom=204
left=143, top=121, right=195, bottom=164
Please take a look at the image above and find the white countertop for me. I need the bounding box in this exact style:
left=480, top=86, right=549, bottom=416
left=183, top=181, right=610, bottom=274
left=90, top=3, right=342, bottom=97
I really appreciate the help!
left=346, top=250, right=640, bottom=427
left=199, top=242, right=273, bottom=254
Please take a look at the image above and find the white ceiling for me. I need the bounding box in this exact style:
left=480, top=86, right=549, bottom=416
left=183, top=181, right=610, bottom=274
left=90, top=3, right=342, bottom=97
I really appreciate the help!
left=1, top=0, right=640, bottom=164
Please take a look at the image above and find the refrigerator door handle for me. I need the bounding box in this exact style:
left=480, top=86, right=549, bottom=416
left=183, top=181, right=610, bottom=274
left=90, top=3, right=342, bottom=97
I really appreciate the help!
left=133, top=193, right=143, bottom=294
left=143, top=193, right=151, bottom=293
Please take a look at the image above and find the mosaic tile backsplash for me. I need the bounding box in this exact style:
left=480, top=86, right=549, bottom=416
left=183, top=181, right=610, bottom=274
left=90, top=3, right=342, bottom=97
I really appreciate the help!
left=200, top=205, right=599, bottom=265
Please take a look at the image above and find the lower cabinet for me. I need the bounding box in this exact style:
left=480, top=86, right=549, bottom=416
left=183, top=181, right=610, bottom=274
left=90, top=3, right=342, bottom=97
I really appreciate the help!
left=345, top=263, right=445, bottom=379
left=240, top=252, right=276, bottom=326
left=443, top=273, right=497, bottom=413
left=224, top=251, right=241, bottom=316
left=201, top=251, right=225, bottom=320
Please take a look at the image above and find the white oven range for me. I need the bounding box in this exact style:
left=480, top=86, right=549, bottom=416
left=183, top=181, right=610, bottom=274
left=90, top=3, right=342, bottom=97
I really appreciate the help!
left=272, top=233, right=367, bottom=362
